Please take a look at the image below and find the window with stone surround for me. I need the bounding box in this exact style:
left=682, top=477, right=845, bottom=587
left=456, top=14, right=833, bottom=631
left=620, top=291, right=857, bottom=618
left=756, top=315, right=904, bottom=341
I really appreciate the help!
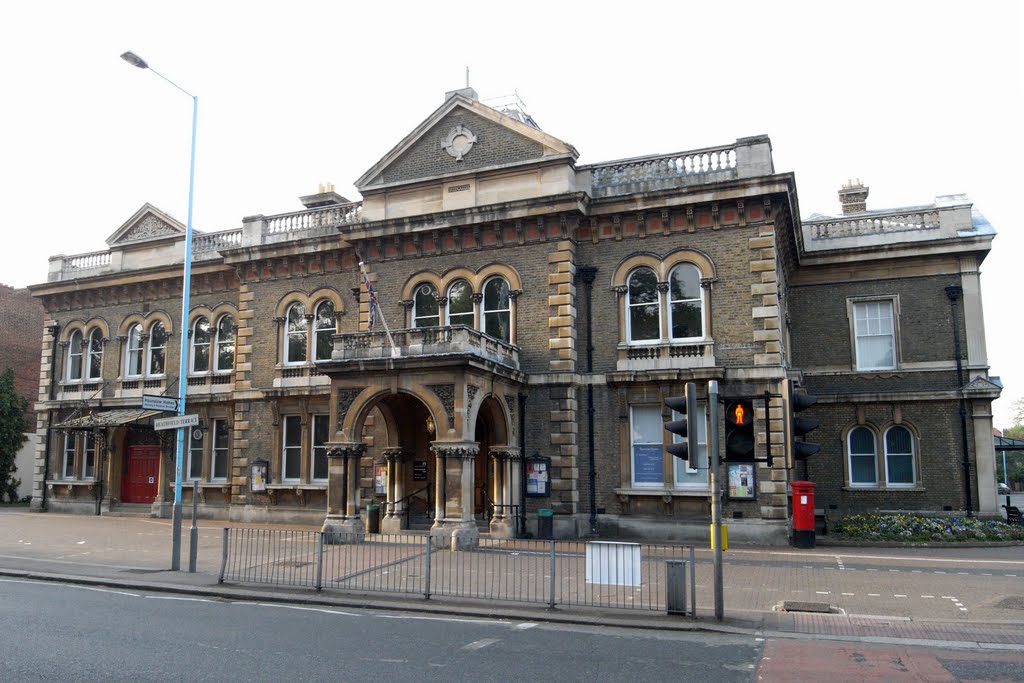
left=66, top=330, right=84, bottom=381
left=400, top=267, right=520, bottom=345
left=629, top=403, right=709, bottom=490
left=413, top=283, right=440, bottom=327
left=846, top=422, right=920, bottom=489
left=614, top=252, right=714, bottom=348
left=59, top=431, right=96, bottom=480
left=849, top=298, right=899, bottom=371
left=124, top=320, right=167, bottom=379
left=187, top=418, right=231, bottom=481
left=280, top=412, right=329, bottom=484
left=64, top=322, right=108, bottom=384
left=276, top=291, right=342, bottom=368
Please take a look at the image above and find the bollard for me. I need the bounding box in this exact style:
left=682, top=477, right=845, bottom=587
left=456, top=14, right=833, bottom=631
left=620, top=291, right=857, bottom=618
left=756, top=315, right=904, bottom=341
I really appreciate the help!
left=666, top=560, right=687, bottom=615
left=188, top=479, right=199, bottom=573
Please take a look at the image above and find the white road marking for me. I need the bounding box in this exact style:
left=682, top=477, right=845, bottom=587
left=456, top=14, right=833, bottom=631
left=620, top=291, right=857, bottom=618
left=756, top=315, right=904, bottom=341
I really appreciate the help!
left=816, top=591, right=830, bottom=595
left=253, top=603, right=358, bottom=616
left=922, top=595, right=934, bottom=599
left=144, top=595, right=214, bottom=603
left=841, top=592, right=854, bottom=596
left=77, top=586, right=140, bottom=597
left=514, top=623, right=539, bottom=630
left=376, top=614, right=509, bottom=626
left=868, top=593, right=880, bottom=597
left=462, top=638, right=499, bottom=651
left=894, top=594, right=907, bottom=598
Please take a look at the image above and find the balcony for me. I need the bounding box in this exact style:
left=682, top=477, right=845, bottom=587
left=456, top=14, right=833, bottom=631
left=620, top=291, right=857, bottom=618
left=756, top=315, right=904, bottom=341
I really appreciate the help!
left=616, top=340, right=716, bottom=372
left=328, top=325, right=520, bottom=373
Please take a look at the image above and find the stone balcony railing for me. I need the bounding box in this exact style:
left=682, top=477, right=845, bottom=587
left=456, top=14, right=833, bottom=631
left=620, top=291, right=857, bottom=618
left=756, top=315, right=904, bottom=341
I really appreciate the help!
left=583, top=135, right=775, bottom=199
left=800, top=196, right=984, bottom=253
left=330, top=325, right=520, bottom=370
left=616, top=340, right=716, bottom=372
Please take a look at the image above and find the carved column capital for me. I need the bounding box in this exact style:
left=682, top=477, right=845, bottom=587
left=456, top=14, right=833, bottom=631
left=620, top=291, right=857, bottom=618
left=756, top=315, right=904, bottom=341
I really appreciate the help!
left=326, top=441, right=366, bottom=460
left=430, top=441, right=479, bottom=460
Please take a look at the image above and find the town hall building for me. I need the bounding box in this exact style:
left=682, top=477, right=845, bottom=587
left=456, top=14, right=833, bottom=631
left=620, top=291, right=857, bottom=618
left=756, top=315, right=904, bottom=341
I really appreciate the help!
left=27, top=87, right=1001, bottom=545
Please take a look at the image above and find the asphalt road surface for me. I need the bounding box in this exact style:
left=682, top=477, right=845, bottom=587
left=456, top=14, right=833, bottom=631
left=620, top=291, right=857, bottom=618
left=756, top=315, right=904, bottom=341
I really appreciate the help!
left=1, top=578, right=762, bottom=682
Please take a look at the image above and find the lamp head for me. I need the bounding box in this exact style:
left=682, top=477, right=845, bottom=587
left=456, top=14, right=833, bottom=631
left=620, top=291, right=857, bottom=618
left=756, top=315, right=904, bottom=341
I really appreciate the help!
left=120, top=51, right=149, bottom=69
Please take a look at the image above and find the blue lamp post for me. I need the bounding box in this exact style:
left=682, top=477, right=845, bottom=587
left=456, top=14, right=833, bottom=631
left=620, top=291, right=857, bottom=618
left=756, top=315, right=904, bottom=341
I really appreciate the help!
left=121, top=50, right=197, bottom=571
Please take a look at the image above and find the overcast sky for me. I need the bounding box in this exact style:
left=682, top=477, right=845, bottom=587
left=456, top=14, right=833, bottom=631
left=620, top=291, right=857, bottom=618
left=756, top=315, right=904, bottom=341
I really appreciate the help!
left=2, top=1, right=1021, bottom=427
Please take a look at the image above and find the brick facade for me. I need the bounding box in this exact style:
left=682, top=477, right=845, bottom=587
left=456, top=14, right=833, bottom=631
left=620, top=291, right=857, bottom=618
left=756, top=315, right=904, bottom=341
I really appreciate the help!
left=27, top=91, right=1000, bottom=542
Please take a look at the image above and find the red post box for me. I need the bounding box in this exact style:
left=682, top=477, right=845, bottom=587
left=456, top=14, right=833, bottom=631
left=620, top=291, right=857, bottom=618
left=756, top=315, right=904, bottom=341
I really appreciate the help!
left=791, top=480, right=816, bottom=549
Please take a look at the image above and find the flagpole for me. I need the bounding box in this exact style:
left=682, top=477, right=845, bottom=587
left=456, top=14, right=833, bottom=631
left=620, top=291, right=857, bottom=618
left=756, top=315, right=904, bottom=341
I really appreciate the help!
left=358, top=261, right=400, bottom=358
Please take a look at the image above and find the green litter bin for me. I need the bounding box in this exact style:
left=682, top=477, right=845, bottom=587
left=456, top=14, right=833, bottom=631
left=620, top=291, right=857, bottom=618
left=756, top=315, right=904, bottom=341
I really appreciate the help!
left=537, top=508, right=554, bottom=540
left=366, top=504, right=381, bottom=534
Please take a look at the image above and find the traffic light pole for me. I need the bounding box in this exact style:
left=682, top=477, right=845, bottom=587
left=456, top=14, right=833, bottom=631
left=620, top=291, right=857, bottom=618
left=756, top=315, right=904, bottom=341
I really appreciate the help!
left=708, top=380, right=724, bottom=621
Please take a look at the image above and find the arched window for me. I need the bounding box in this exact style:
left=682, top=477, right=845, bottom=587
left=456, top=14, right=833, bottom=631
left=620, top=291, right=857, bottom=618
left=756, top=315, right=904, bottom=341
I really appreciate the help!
left=125, top=325, right=143, bottom=378
left=413, top=283, right=440, bottom=328
left=482, top=277, right=511, bottom=342
left=884, top=426, right=916, bottom=486
left=285, top=303, right=307, bottom=364
left=627, top=267, right=660, bottom=343
left=67, top=330, right=84, bottom=381
left=86, top=329, right=104, bottom=380
left=848, top=426, right=877, bottom=486
left=147, top=322, right=167, bottom=375
left=215, top=315, right=235, bottom=372
left=447, top=280, right=474, bottom=327
left=191, top=317, right=211, bottom=373
left=669, top=264, right=703, bottom=340
left=313, top=301, right=335, bottom=362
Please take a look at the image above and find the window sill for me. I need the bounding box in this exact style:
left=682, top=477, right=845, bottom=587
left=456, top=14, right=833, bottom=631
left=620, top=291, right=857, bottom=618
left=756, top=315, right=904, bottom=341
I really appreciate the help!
left=842, top=485, right=925, bottom=492
left=266, top=484, right=328, bottom=490
left=615, top=487, right=710, bottom=497
left=46, top=480, right=97, bottom=487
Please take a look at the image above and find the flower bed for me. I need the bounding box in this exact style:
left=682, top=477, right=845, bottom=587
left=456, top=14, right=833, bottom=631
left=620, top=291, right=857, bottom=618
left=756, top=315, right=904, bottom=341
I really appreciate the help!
left=833, top=512, right=1024, bottom=542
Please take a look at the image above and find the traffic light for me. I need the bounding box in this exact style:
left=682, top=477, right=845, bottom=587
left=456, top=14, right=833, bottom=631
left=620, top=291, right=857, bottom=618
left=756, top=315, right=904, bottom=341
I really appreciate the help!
left=791, top=385, right=820, bottom=461
left=724, top=398, right=755, bottom=460
left=665, top=382, right=699, bottom=470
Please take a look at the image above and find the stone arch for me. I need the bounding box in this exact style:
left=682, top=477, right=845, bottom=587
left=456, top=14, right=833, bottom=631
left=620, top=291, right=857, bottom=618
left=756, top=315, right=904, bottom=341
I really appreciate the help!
left=469, top=393, right=511, bottom=447
left=400, top=270, right=443, bottom=302
left=338, top=385, right=451, bottom=445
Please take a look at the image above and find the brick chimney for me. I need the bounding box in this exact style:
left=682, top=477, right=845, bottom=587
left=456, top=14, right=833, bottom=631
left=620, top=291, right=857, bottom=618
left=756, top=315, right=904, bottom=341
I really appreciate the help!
left=838, top=179, right=868, bottom=215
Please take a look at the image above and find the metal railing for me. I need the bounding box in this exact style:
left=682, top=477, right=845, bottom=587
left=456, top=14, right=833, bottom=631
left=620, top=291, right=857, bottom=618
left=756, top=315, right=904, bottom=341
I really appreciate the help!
left=395, top=485, right=433, bottom=528
left=219, top=528, right=696, bottom=615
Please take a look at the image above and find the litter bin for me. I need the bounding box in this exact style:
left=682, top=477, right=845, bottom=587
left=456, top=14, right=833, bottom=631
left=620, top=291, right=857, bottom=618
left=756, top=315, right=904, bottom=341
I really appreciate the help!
left=537, top=508, right=554, bottom=540
left=366, top=504, right=381, bottom=534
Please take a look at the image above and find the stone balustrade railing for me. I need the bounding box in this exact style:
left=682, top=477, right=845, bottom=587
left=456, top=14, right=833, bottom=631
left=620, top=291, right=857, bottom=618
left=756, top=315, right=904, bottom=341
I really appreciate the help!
left=64, top=250, right=112, bottom=273
left=193, top=229, right=243, bottom=260
left=332, top=325, right=519, bottom=369
left=585, top=136, right=774, bottom=198
left=264, top=203, right=363, bottom=242
left=800, top=200, right=976, bottom=253
left=806, top=210, right=940, bottom=241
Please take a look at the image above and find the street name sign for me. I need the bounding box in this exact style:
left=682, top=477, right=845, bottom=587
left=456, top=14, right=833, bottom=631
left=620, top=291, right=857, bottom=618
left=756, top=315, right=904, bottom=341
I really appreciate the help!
left=154, top=414, right=199, bottom=431
left=143, top=394, right=180, bottom=412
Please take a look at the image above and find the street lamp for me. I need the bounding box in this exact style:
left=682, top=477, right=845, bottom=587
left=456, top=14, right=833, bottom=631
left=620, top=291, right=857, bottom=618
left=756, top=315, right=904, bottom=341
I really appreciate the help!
left=121, top=50, right=197, bottom=571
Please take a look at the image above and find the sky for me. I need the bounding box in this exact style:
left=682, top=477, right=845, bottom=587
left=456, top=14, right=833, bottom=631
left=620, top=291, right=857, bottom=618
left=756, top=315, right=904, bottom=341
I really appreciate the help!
left=2, top=1, right=1021, bottom=427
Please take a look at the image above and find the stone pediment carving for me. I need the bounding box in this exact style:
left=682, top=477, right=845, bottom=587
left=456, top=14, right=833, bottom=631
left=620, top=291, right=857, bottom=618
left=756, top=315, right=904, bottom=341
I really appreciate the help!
left=962, top=376, right=1002, bottom=397
left=106, top=203, right=186, bottom=247
left=356, top=94, right=577, bottom=191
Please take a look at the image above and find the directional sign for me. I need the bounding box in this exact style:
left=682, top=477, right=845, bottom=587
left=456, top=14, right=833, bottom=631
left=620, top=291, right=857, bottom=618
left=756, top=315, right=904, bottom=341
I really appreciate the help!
left=153, top=414, right=200, bottom=431
left=143, top=394, right=180, bottom=412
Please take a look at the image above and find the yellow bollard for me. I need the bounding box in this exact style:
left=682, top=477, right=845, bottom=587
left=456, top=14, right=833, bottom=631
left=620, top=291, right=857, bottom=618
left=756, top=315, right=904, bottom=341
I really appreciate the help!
left=710, top=523, right=728, bottom=551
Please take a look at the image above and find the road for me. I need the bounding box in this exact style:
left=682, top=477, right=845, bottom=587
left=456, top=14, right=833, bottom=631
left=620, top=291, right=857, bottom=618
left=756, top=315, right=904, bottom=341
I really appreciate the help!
left=1, top=577, right=761, bottom=682
left=5, top=577, right=1023, bottom=682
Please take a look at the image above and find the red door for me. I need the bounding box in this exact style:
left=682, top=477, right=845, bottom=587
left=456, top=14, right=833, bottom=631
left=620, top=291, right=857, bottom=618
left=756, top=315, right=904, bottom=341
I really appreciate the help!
left=122, top=446, right=160, bottom=503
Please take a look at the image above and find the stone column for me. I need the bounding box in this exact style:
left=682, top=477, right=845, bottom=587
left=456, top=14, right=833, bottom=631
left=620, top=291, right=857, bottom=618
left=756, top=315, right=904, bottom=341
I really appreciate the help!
left=381, top=447, right=405, bottom=534
left=322, top=441, right=365, bottom=543
left=488, top=447, right=520, bottom=539
left=429, top=441, right=479, bottom=549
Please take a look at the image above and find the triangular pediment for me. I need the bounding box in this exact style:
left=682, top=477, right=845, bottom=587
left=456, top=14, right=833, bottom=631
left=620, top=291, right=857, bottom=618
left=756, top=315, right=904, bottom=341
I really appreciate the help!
left=106, top=203, right=186, bottom=247
left=356, top=94, right=578, bottom=191
left=962, top=376, right=1002, bottom=396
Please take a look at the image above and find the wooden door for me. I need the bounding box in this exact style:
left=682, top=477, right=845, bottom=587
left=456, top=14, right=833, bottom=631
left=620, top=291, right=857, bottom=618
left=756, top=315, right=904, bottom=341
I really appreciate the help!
left=121, top=446, right=160, bottom=503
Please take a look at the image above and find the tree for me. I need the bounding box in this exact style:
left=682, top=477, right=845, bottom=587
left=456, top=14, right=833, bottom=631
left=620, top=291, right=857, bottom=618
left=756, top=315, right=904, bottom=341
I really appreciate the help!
left=1006, top=397, right=1024, bottom=440
left=0, top=368, right=30, bottom=502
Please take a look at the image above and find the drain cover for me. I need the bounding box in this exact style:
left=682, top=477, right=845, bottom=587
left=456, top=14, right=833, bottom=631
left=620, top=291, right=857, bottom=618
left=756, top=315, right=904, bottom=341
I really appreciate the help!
left=994, top=596, right=1024, bottom=610
left=781, top=600, right=832, bottom=613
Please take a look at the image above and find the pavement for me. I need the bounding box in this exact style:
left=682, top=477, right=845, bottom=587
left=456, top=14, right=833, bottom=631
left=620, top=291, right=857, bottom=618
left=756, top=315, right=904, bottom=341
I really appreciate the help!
left=2, top=506, right=1023, bottom=653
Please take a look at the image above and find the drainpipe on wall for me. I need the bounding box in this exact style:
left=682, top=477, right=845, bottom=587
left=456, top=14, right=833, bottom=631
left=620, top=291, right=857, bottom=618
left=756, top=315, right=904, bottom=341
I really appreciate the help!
left=577, top=266, right=598, bottom=536
left=945, top=284, right=973, bottom=517
left=40, top=323, right=61, bottom=513
left=518, top=392, right=527, bottom=538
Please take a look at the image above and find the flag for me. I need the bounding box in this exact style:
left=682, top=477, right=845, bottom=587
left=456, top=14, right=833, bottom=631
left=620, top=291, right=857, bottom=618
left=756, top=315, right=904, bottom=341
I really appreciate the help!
left=360, top=264, right=378, bottom=330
